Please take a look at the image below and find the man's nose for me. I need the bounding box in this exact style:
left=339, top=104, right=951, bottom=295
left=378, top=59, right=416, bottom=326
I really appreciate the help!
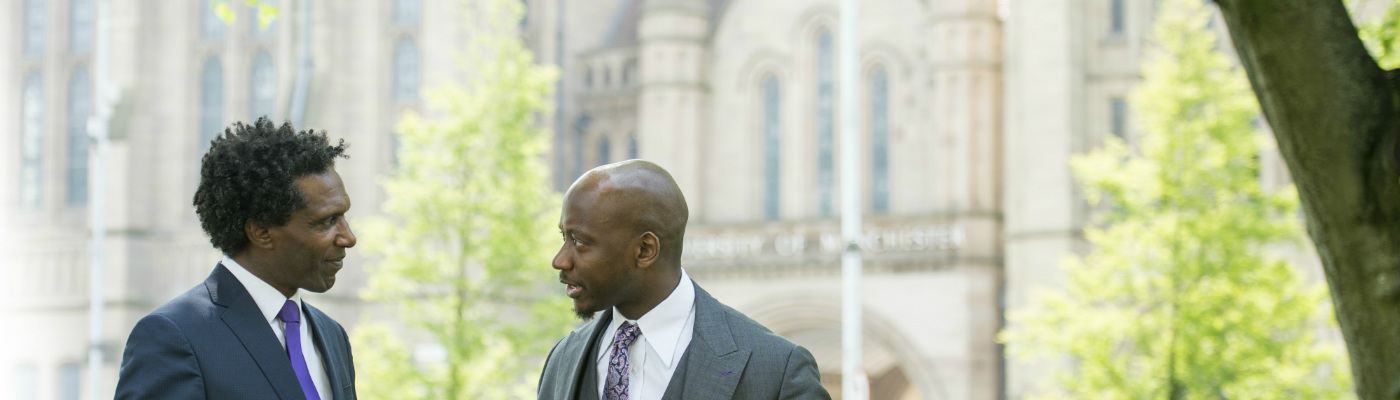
left=337, top=218, right=357, bottom=248
left=551, top=245, right=570, bottom=270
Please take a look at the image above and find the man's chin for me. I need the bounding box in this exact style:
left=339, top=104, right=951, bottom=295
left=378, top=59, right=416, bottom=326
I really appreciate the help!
left=304, top=277, right=336, bottom=294
left=572, top=303, right=599, bottom=321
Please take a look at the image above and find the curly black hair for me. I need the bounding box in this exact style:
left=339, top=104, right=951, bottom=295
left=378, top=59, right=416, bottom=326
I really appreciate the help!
left=194, top=117, right=349, bottom=256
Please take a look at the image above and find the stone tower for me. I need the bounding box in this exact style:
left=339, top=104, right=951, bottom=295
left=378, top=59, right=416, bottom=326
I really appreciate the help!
left=636, top=0, right=711, bottom=220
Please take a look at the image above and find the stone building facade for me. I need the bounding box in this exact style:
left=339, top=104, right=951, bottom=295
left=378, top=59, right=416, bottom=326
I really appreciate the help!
left=1, top=0, right=469, bottom=398
left=541, top=0, right=1005, bottom=398
left=0, top=0, right=1320, bottom=399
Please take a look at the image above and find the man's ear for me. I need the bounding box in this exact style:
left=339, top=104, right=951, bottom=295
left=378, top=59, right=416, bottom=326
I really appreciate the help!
left=636, top=231, right=660, bottom=269
left=245, top=219, right=275, bottom=250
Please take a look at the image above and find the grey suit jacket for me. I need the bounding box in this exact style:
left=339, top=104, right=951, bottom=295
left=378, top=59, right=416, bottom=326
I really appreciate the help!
left=115, top=263, right=356, bottom=400
left=537, top=282, right=831, bottom=400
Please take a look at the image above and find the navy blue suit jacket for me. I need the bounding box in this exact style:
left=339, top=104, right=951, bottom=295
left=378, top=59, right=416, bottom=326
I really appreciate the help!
left=115, top=264, right=356, bottom=399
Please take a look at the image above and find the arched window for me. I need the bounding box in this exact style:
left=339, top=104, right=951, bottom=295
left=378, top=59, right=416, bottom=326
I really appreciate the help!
left=598, top=137, right=611, bottom=166
left=70, top=0, right=93, bottom=54
left=871, top=67, right=890, bottom=214
left=585, top=66, right=594, bottom=89
left=249, top=50, right=276, bottom=120
left=200, top=57, right=224, bottom=154
left=57, top=363, right=80, bottom=400
left=391, top=134, right=401, bottom=168
left=21, top=74, right=44, bottom=209
left=763, top=75, right=781, bottom=220
left=623, top=60, right=636, bottom=86
left=573, top=115, right=591, bottom=179
left=627, top=134, right=638, bottom=159
left=815, top=29, right=835, bottom=217
left=603, top=66, right=612, bottom=88
left=574, top=127, right=586, bottom=178
left=1110, top=0, right=1125, bottom=35
left=67, top=68, right=92, bottom=206
left=393, top=38, right=420, bottom=103
left=394, top=0, right=421, bottom=25
left=1110, top=97, right=1127, bottom=139
left=24, top=0, right=45, bottom=57
left=201, top=0, right=225, bottom=41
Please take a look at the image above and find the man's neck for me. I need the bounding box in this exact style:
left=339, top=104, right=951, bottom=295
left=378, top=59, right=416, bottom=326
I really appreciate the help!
left=617, top=270, right=683, bottom=320
left=230, top=252, right=296, bottom=298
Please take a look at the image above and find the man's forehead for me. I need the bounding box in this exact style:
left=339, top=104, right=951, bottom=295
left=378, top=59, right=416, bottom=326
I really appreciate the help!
left=564, top=175, right=610, bottom=206
left=297, top=172, right=350, bottom=212
left=566, top=170, right=610, bottom=195
left=561, top=185, right=626, bottom=230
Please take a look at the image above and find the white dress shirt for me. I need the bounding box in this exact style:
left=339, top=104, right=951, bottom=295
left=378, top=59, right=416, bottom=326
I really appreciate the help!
left=223, top=256, right=333, bottom=400
left=595, top=269, right=697, bottom=399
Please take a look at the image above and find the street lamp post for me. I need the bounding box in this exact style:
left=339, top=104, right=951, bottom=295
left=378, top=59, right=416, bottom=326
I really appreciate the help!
left=87, top=1, right=113, bottom=398
left=839, top=0, right=866, bottom=399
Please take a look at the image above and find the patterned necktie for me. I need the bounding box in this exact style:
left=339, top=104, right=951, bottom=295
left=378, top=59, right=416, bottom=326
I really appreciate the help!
left=604, top=322, right=642, bottom=400
left=278, top=300, right=321, bottom=400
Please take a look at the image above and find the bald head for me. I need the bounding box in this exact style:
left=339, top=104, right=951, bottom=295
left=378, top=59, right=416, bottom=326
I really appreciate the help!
left=565, top=160, right=689, bottom=266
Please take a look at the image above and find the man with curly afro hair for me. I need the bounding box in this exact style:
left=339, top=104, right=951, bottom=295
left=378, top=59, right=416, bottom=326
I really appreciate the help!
left=116, top=117, right=360, bottom=400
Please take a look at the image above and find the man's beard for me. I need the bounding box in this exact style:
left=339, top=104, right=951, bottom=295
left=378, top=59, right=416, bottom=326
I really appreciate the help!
left=574, top=308, right=598, bottom=322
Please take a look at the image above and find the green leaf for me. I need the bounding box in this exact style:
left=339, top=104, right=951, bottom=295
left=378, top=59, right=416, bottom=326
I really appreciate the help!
left=255, top=3, right=279, bottom=30
left=213, top=0, right=235, bottom=24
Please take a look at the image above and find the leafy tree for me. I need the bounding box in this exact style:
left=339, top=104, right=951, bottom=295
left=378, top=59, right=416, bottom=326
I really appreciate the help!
left=1001, top=0, right=1353, bottom=397
left=349, top=0, right=573, bottom=398
left=1212, top=0, right=1400, bottom=396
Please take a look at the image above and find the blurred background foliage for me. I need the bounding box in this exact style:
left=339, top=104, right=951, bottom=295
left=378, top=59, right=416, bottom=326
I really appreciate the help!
left=344, top=0, right=574, bottom=398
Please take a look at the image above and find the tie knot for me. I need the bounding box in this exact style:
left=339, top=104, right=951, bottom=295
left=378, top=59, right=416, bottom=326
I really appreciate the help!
left=278, top=299, right=299, bottom=323
left=613, top=322, right=641, bottom=348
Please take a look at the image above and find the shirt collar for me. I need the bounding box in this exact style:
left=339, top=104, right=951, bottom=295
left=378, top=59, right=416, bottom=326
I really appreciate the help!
left=222, top=255, right=303, bottom=324
left=600, top=269, right=695, bottom=368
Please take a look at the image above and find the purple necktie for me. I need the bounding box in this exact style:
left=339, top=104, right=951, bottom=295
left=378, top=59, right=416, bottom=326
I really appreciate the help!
left=278, top=300, right=321, bottom=400
left=604, top=322, right=642, bottom=400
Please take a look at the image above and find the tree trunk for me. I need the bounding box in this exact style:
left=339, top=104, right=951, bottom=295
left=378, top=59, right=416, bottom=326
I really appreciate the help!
left=1214, top=1, right=1400, bottom=398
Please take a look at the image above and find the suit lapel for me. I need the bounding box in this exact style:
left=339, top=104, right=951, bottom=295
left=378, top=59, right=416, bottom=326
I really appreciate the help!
left=673, top=284, right=750, bottom=400
left=305, top=303, right=352, bottom=399
left=659, top=349, right=691, bottom=399
left=568, top=311, right=612, bottom=400
left=208, top=264, right=306, bottom=400
left=578, top=345, right=599, bottom=400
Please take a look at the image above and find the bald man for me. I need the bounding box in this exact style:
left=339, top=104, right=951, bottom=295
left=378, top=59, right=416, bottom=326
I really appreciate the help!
left=538, top=160, right=830, bottom=400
